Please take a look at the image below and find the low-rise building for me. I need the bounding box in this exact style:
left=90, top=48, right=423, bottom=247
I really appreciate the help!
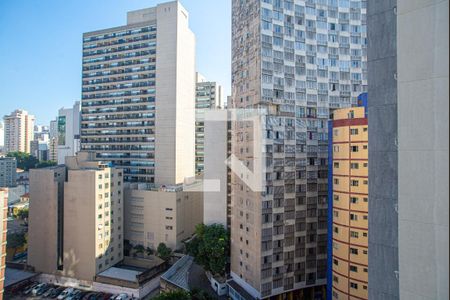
left=28, top=152, right=124, bottom=282
left=0, top=157, right=17, bottom=188
left=124, top=183, right=203, bottom=251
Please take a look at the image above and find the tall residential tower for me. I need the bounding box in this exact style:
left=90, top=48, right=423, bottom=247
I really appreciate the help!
left=3, top=110, right=35, bottom=154
left=80, top=1, right=196, bottom=185
left=230, top=0, right=367, bottom=299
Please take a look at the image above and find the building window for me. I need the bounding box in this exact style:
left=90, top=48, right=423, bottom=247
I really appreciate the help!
left=351, top=180, right=359, bottom=186
left=350, top=214, right=358, bottom=221
left=351, top=197, right=358, bottom=204
left=350, top=265, right=358, bottom=272
left=350, top=163, right=359, bottom=169
left=350, top=231, right=359, bottom=238
left=350, top=129, right=359, bottom=135
left=351, top=146, right=359, bottom=152
left=333, top=275, right=339, bottom=283
left=350, top=248, right=358, bottom=255
left=333, top=259, right=339, bottom=266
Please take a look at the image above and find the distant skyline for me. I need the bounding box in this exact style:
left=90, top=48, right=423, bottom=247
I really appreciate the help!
left=0, top=0, right=231, bottom=125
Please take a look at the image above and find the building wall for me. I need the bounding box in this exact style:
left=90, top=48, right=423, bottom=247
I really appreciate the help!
left=57, top=102, right=81, bottom=165
left=231, top=0, right=368, bottom=298
left=0, top=189, right=8, bottom=300
left=195, top=76, right=224, bottom=175
left=3, top=110, right=35, bottom=154
left=81, top=1, right=195, bottom=186
left=203, top=110, right=229, bottom=227
left=368, top=0, right=449, bottom=299
left=0, top=157, right=17, bottom=188
left=28, top=153, right=124, bottom=282
left=124, top=187, right=202, bottom=251
left=396, top=1, right=449, bottom=299
left=154, top=1, right=196, bottom=185
left=28, top=167, right=66, bottom=274
left=330, top=104, right=368, bottom=300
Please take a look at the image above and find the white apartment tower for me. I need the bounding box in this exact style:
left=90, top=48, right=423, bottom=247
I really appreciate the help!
left=3, top=110, right=35, bottom=154
left=230, top=0, right=367, bottom=299
left=57, top=101, right=81, bottom=165
left=81, top=1, right=196, bottom=185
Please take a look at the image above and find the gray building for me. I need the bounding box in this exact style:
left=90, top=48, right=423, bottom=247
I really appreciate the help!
left=0, top=156, right=17, bottom=187
left=230, top=0, right=367, bottom=299
left=368, top=1, right=449, bottom=300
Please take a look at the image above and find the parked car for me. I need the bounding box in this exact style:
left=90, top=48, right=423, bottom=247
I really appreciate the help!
left=9, top=280, right=30, bottom=294
left=66, top=289, right=82, bottom=300
left=115, top=293, right=129, bottom=300
left=101, top=293, right=113, bottom=300
left=33, top=283, right=49, bottom=296
left=23, top=282, right=39, bottom=295
left=57, top=287, right=75, bottom=300
left=75, top=291, right=89, bottom=300
left=83, top=292, right=96, bottom=300
left=51, top=287, right=66, bottom=298
left=108, top=295, right=117, bottom=300
left=44, top=287, right=56, bottom=298
left=38, top=284, right=53, bottom=296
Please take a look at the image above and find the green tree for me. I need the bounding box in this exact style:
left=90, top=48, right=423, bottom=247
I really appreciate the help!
left=190, top=288, right=214, bottom=300
left=124, top=240, right=132, bottom=256
left=7, top=232, right=26, bottom=257
left=187, top=224, right=229, bottom=276
left=35, top=161, right=57, bottom=168
left=146, top=247, right=153, bottom=256
left=17, top=208, right=29, bottom=220
left=7, top=152, right=38, bottom=171
left=152, top=290, right=191, bottom=300
left=133, top=244, right=145, bottom=256
left=157, top=243, right=172, bottom=261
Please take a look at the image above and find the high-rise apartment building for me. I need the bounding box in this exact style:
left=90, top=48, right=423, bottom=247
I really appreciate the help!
left=195, top=73, right=224, bottom=174
left=0, top=122, right=4, bottom=152
left=0, top=188, right=7, bottom=300
left=3, top=110, right=35, bottom=154
left=230, top=0, right=367, bottom=299
left=57, top=101, right=81, bottom=165
left=0, top=156, right=17, bottom=188
left=80, top=1, right=196, bottom=185
left=28, top=152, right=124, bottom=281
left=368, top=1, right=449, bottom=299
left=328, top=93, right=368, bottom=300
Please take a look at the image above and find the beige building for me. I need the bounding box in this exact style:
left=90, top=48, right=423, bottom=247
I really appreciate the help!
left=124, top=183, right=202, bottom=251
left=81, top=1, right=196, bottom=186
left=28, top=152, right=124, bottom=281
left=3, top=110, right=35, bottom=154
left=0, top=188, right=7, bottom=300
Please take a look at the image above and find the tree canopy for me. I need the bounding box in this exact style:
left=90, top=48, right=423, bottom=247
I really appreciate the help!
left=187, top=224, right=230, bottom=276
left=7, top=152, right=56, bottom=170
left=157, top=243, right=172, bottom=261
left=153, top=289, right=214, bottom=300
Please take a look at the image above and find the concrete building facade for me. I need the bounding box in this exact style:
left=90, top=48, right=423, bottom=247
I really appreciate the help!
left=28, top=152, right=124, bottom=281
left=80, top=1, right=196, bottom=186
left=203, top=110, right=231, bottom=228
left=3, top=110, right=35, bottom=154
left=195, top=73, right=225, bottom=174
left=367, top=1, right=449, bottom=300
left=124, top=183, right=202, bottom=251
left=328, top=94, right=368, bottom=300
left=57, top=102, right=81, bottom=165
left=0, top=157, right=17, bottom=188
left=230, top=0, right=367, bottom=299
left=0, top=122, right=4, bottom=153
left=0, top=188, right=7, bottom=300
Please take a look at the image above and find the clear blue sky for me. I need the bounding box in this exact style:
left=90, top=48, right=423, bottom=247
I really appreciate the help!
left=0, top=0, right=231, bottom=125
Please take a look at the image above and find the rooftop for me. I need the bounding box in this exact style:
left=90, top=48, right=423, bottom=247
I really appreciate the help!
left=5, top=267, right=37, bottom=288
left=97, top=267, right=142, bottom=283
